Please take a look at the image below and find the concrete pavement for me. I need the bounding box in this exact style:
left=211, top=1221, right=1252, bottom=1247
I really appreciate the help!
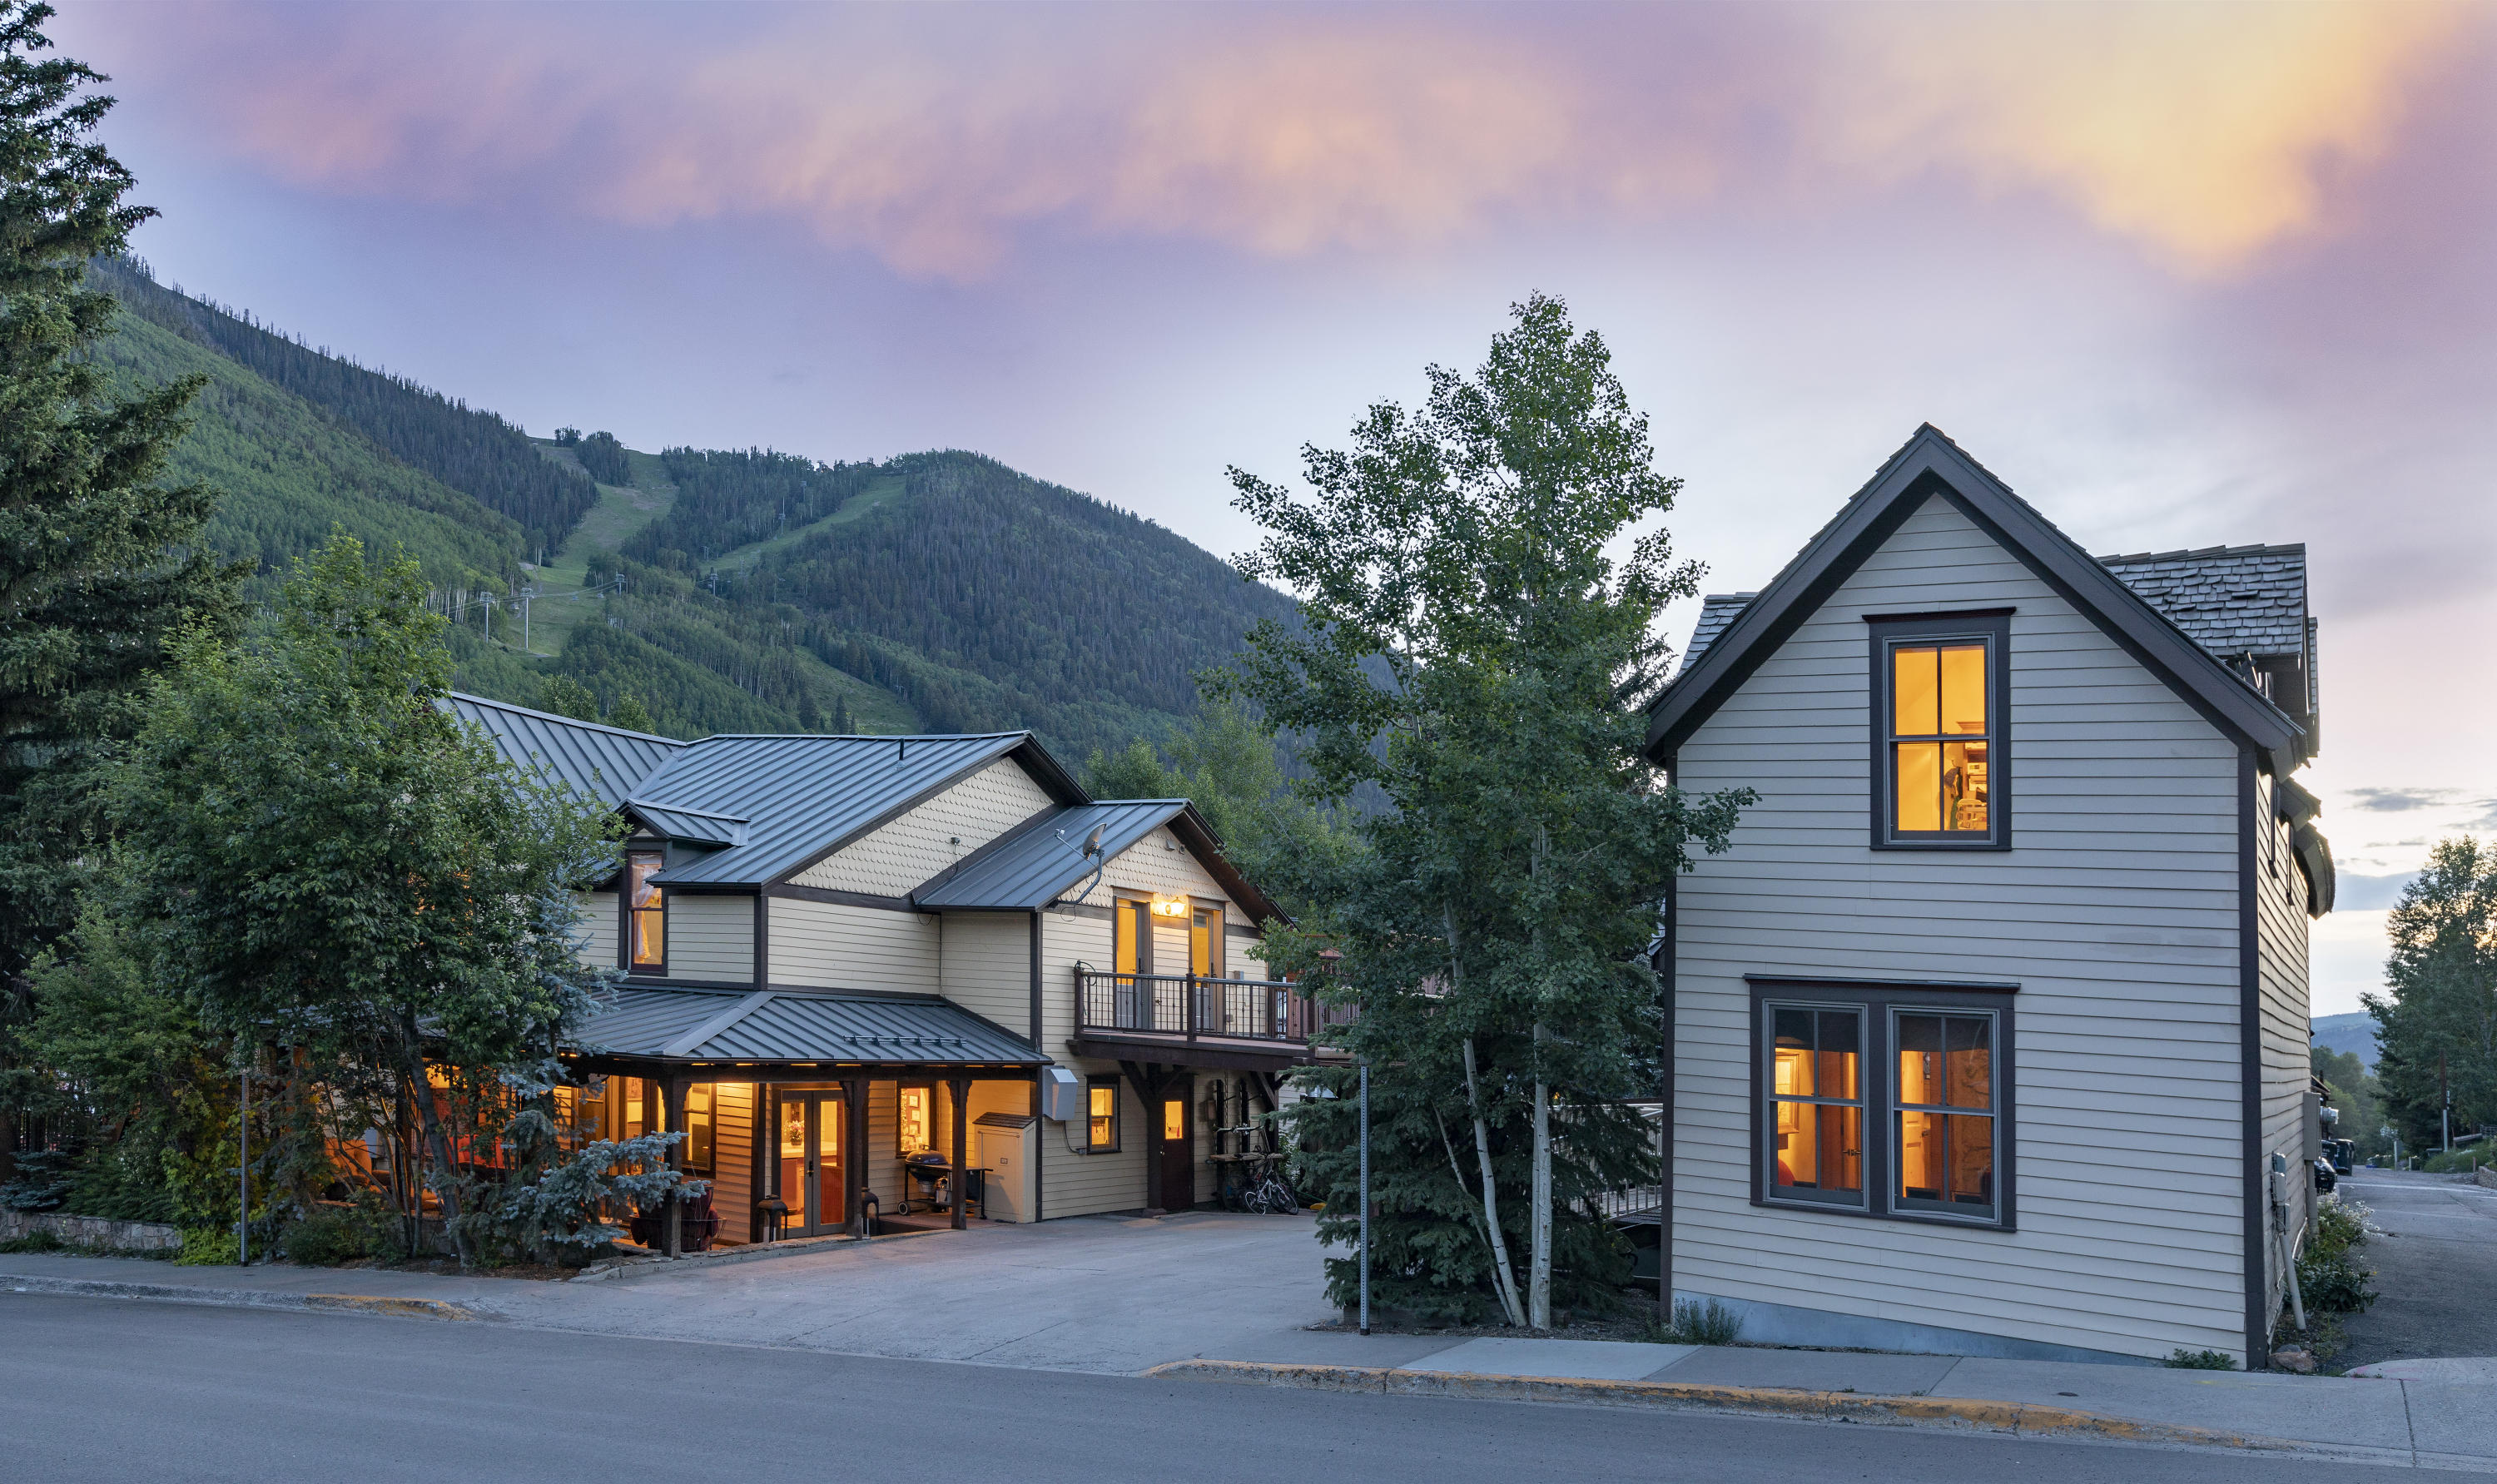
left=2334, top=1168, right=2497, bottom=1372
left=9, top=1207, right=2493, bottom=1468
left=0, top=1293, right=2432, bottom=1484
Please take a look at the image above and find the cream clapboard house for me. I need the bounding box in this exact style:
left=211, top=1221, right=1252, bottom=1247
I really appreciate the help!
left=1644, top=427, right=2331, bottom=1367
left=451, top=696, right=1318, bottom=1246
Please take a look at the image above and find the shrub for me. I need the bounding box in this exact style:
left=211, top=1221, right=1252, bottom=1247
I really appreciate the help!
left=0, top=1229, right=65, bottom=1253
left=1670, top=1297, right=1743, bottom=1346
left=2311, top=1195, right=2369, bottom=1260
left=176, top=1227, right=240, bottom=1266
left=2298, top=1249, right=2378, bottom=1313
left=2166, top=1348, right=2236, bottom=1369
left=282, top=1208, right=368, bottom=1267
left=0, top=1149, right=79, bottom=1212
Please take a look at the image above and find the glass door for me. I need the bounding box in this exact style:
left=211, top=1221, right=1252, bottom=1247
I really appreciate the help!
left=776, top=1094, right=847, bottom=1235
left=778, top=1096, right=808, bottom=1232
left=812, top=1097, right=846, bottom=1233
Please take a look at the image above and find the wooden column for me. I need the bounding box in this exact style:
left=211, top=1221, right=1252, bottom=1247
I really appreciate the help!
left=662, top=1072, right=691, bottom=1258
left=947, top=1076, right=972, bottom=1230
left=841, top=1076, right=869, bottom=1239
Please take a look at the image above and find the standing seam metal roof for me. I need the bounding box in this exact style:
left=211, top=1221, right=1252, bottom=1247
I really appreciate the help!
left=911, top=800, right=1190, bottom=910
left=575, top=987, right=1042, bottom=1065
left=631, top=732, right=1045, bottom=886
left=444, top=693, right=680, bottom=807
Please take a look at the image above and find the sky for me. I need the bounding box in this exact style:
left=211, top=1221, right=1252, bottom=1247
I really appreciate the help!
left=57, top=1, right=2497, bottom=1016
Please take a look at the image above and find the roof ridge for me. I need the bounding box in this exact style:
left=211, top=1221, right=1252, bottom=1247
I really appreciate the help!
left=446, top=690, right=683, bottom=747
left=2096, top=542, right=2306, bottom=564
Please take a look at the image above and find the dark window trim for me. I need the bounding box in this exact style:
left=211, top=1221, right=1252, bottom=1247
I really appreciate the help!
left=624, top=848, right=668, bottom=977
left=1084, top=1074, right=1123, bottom=1154
left=896, top=1080, right=936, bottom=1156
left=1749, top=980, right=2018, bottom=1232
left=1869, top=611, right=2013, bottom=851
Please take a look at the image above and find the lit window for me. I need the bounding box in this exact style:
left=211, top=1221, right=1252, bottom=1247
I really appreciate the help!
left=1163, top=1099, right=1184, bottom=1142
left=1874, top=617, right=2004, bottom=846
left=1894, top=1013, right=1997, bottom=1220
left=1755, top=984, right=2013, bottom=1229
left=1768, top=1006, right=1863, bottom=1205
left=628, top=850, right=666, bottom=969
left=685, top=1082, right=714, bottom=1176
left=899, top=1084, right=932, bottom=1155
left=1086, top=1077, right=1120, bottom=1153
left=1190, top=906, right=1224, bottom=978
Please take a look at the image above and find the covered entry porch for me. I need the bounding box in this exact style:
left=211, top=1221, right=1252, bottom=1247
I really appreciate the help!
left=572, top=987, right=1050, bottom=1249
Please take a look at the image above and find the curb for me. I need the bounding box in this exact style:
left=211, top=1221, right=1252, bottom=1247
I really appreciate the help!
left=571, top=1224, right=959, bottom=1283
left=1141, top=1359, right=2289, bottom=1453
left=1, top=1273, right=484, bottom=1322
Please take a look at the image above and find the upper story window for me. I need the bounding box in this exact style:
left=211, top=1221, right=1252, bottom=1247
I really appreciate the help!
left=1870, top=613, right=2009, bottom=849
left=627, top=849, right=667, bottom=971
left=1114, top=898, right=1151, bottom=975
left=1190, top=905, right=1225, bottom=978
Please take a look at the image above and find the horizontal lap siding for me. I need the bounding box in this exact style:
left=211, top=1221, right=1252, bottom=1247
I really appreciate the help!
left=1674, top=493, right=2248, bottom=1362
left=2254, top=770, right=2313, bottom=1333
left=767, top=896, right=936, bottom=992
left=668, top=895, right=753, bottom=985
left=940, top=912, right=1032, bottom=1039
left=578, top=891, right=618, bottom=971
left=710, top=1081, right=754, bottom=1243
left=791, top=759, right=1056, bottom=895
left=1040, top=1060, right=1148, bottom=1217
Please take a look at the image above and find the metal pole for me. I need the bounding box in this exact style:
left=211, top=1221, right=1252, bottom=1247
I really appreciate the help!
left=237, top=1064, right=249, bottom=1265
left=1358, top=1061, right=1370, bottom=1337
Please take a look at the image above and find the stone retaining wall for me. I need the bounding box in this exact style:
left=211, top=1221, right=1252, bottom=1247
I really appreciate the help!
left=0, top=1209, right=184, bottom=1252
left=2477, top=1165, right=2497, bottom=1191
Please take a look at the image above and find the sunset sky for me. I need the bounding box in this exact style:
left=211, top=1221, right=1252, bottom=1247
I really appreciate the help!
left=62, top=1, right=2497, bottom=1014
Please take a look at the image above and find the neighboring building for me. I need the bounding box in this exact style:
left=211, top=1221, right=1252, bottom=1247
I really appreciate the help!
left=449, top=695, right=1320, bottom=1244
left=1645, top=426, right=2331, bottom=1367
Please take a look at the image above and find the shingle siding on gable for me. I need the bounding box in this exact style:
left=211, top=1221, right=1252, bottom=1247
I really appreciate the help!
left=1671, top=493, right=2251, bottom=1362
left=789, top=757, right=1057, bottom=895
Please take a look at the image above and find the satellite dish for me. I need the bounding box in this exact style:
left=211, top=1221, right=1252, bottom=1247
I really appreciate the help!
left=1082, top=824, right=1105, bottom=858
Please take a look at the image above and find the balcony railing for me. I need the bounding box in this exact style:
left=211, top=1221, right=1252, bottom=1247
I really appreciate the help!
left=1075, top=970, right=1353, bottom=1045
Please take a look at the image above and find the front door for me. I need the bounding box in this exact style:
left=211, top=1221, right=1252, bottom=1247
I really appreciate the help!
left=1159, top=1089, right=1194, bottom=1212
left=777, top=1094, right=846, bottom=1236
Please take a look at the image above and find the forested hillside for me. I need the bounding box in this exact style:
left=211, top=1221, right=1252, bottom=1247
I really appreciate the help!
left=97, top=257, right=596, bottom=555
left=102, top=262, right=1296, bottom=762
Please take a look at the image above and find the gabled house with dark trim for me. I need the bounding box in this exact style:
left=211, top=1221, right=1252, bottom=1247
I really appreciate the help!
left=446, top=696, right=1319, bottom=1247
left=1645, top=425, right=2330, bottom=1367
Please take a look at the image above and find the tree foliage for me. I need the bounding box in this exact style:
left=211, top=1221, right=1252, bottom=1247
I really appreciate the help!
left=0, top=2, right=244, bottom=1040
left=1219, top=294, right=1750, bottom=1324
left=110, top=533, right=628, bottom=1263
left=2367, top=837, right=2497, bottom=1145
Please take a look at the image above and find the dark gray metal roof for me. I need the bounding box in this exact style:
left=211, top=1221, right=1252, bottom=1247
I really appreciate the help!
left=446, top=692, right=680, bottom=807
left=911, top=800, right=1189, bottom=911
left=576, top=986, right=1042, bottom=1066
left=625, top=801, right=748, bottom=847
left=2095, top=543, right=2309, bottom=658
left=634, top=732, right=1065, bottom=886
left=1676, top=593, right=1758, bottom=676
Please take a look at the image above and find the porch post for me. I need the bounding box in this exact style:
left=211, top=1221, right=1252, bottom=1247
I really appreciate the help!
left=661, top=1073, right=690, bottom=1258
left=841, top=1075, right=868, bottom=1239
left=947, top=1076, right=972, bottom=1230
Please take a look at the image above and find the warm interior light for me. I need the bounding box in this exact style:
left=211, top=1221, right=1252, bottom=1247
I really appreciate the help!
left=1149, top=895, right=1189, bottom=917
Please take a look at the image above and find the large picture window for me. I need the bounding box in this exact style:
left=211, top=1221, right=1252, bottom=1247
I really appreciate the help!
left=1870, top=613, right=2008, bottom=848
left=1753, top=979, right=2013, bottom=1229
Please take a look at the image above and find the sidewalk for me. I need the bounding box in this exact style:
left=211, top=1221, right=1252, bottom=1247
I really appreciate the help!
left=1164, top=1331, right=2497, bottom=1470
left=9, top=1233, right=2493, bottom=1470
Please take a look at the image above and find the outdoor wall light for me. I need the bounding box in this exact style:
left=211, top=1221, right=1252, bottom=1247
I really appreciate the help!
left=1149, top=895, right=1188, bottom=917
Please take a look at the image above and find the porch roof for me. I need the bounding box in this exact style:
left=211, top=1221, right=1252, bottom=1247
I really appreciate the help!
left=575, top=986, right=1045, bottom=1069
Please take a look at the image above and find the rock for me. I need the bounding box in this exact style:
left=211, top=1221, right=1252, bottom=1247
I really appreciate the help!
left=2270, top=1348, right=2317, bottom=1373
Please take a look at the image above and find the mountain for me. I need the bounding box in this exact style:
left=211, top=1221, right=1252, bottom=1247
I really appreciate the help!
left=2311, top=1011, right=2379, bottom=1070
left=96, top=260, right=1293, bottom=762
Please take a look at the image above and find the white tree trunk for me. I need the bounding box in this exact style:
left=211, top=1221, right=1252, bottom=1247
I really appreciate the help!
left=1462, top=1038, right=1526, bottom=1326
left=1530, top=1022, right=1552, bottom=1330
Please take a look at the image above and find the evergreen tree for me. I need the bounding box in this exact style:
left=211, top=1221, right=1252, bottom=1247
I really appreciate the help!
left=2367, top=837, right=2497, bottom=1147
left=0, top=2, right=244, bottom=1129
left=1219, top=295, right=1750, bottom=1327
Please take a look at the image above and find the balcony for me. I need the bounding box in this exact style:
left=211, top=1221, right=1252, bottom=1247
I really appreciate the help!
left=1072, top=970, right=1351, bottom=1067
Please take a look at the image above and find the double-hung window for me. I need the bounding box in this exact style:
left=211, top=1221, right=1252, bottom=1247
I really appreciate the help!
left=1754, top=980, right=2013, bottom=1228
left=1871, top=613, right=2008, bottom=847
left=1085, top=1076, right=1121, bottom=1153
left=627, top=849, right=667, bottom=973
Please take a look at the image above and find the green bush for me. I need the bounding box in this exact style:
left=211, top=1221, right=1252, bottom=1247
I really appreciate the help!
left=1670, top=1297, right=1743, bottom=1346
left=2166, top=1348, right=2236, bottom=1369
left=282, top=1208, right=368, bottom=1266
left=2298, top=1250, right=2377, bottom=1313
left=0, top=1229, right=65, bottom=1253
left=176, top=1227, right=239, bottom=1266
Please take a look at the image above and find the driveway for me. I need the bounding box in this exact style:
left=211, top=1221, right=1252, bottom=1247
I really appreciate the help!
left=479, top=1209, right=1337, bottom=1372
left=2333, top=1169, right=2497, bottom=1372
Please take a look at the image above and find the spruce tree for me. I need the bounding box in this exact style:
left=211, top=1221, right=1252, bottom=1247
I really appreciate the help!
left=0, top=4, right=241, bottom=1017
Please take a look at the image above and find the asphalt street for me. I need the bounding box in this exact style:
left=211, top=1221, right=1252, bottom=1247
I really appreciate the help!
left=2333, top=1169, right=2497, bottom=1372
left=0, top=1293, right=2427, bottom=1482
